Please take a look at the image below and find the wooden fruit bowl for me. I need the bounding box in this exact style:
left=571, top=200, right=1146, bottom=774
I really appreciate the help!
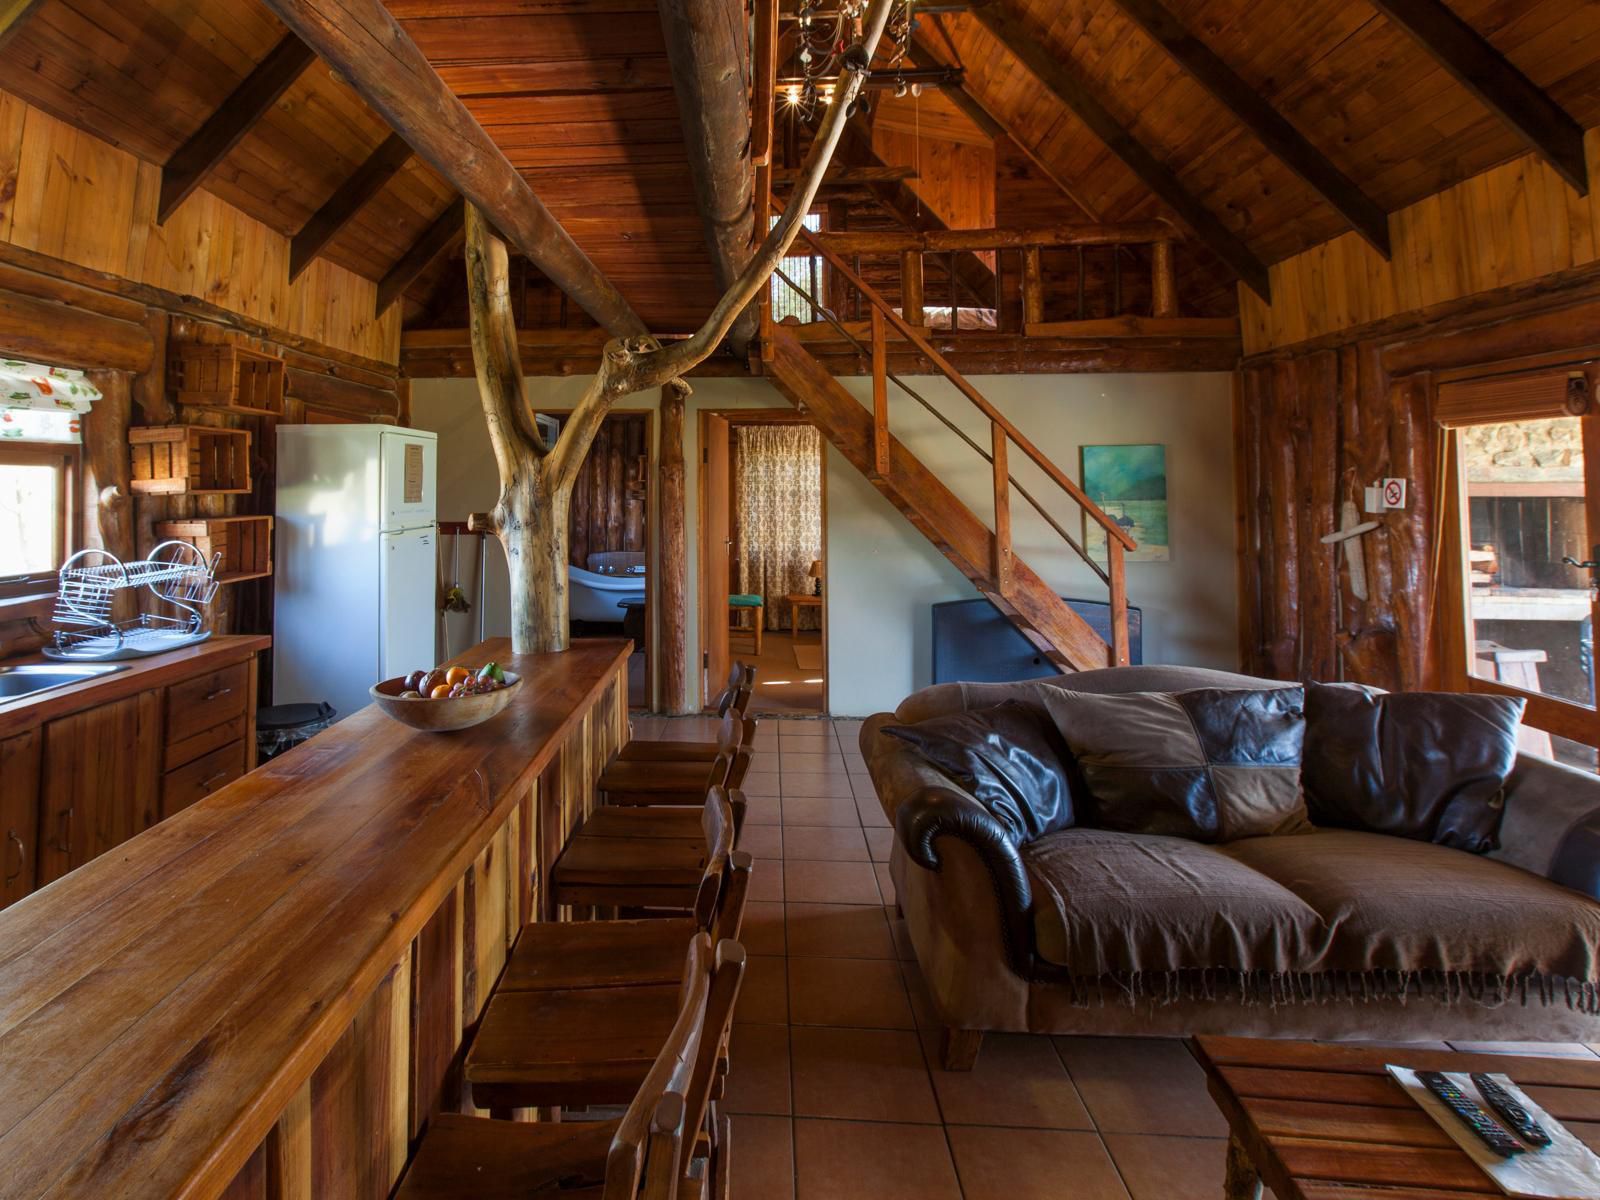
left=370, top=672, right=522, bottom=732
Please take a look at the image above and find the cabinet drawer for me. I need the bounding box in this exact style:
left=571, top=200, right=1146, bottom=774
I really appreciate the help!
left=165, top=713, right=246, bottom=772
left=162, top=740, right=246, bottom=820
left=165, top=661, right=248, bottom=746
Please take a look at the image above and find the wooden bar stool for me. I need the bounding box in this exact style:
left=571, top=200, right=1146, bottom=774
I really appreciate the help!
left=550, top=787, right=734, bottom=914
left=599, top=715, right=754, bottom=806
left=580, top=788, right=748, bottom=844
left=397, top=934, right=743, bottom=1200
left=500, top=848, right=751, bottom=995
left=618, top=709, right=757, bottom=763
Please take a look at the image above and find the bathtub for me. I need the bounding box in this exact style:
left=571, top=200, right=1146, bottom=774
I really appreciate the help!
left=568, top=564, right=645, bottom=623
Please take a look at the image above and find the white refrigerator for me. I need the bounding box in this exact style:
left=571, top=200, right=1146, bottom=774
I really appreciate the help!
left=273, top=424, right=438, bottom=723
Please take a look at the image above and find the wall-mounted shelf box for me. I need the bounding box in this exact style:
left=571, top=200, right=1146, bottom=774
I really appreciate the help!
left=156, top=516, right=274, bottom=583
left=129, top=426, right=253, bottom=495
left=168, top=343, right=286, bottom=417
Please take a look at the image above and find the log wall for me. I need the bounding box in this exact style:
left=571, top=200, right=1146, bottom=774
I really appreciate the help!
left=1240, top=129, right=1600, bottom=355
left=1237, top=260, right=1600, bottom=691
left=567, top=412, right=648, bottom=571
left=0, top=91, right=402, bottom=365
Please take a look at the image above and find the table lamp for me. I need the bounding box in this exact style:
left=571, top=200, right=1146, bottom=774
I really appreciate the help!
left=808, top=559, right=823, bottom=596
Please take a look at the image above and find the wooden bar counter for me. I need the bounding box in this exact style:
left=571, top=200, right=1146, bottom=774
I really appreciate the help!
left=0, top=637, right=632, bottom=1200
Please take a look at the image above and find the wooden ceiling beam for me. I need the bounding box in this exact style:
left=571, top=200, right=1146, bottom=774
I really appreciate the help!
left=775, top=165, right=919, bottom=186
left=972, top=2, right=1271, bottom=301
left=0, top=0, right=44, bottom=55
left=290, top=132, right=413, bottom=283
left=658, top=0, right=757, bottom=355
left=157, top=33, right=317, bottom=224
left=1107, top=0, right=1391, bottom=257
left=1368, top=0, right=1588, bottom=195
left=378, top=197, right=465, bottom=315
left=261, top=0, right=648, bottom=339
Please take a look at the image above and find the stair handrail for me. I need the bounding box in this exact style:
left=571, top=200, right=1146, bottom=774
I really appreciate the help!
left=786, top=217, right=1137, bottom=554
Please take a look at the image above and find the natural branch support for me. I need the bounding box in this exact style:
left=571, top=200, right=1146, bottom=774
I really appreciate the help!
left=468, top=0, right=894, bottom=659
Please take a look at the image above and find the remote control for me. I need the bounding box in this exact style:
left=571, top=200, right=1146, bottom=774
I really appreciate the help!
left=1471, top=1074, right=1552, bottom=1148
left=1417, top=1071, right=1525, bottom=1157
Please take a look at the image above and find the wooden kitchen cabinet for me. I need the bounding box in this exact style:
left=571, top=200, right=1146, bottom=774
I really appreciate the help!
left=1, top=729, right=41, bottom=908
left=37, top=691, right=162, bottom=888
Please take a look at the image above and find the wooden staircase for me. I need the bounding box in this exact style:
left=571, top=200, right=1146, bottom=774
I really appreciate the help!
left=762, top=222, right=1136, bottom=672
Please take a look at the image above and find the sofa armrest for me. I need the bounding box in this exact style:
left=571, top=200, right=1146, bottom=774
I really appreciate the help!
left=1492, top=753, right=1600, bottom=900
left=894, top=785, right=1035, bottom=974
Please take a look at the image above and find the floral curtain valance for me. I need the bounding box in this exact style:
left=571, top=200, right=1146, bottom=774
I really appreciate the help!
left=0, top=359, right=101, bottom=444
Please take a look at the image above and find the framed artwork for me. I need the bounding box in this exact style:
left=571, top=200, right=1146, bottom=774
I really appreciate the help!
left=1081, top=443, right=1169, bottom=563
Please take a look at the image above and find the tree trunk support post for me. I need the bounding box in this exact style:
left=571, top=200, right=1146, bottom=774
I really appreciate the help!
left=658, top=380, right=691, bottom=713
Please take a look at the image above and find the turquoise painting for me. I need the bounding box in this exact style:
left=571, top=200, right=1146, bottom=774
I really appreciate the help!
left=1081, top=443, right=1169, bottom=563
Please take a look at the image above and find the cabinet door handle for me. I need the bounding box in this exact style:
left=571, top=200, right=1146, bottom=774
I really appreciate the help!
left=201, top=770, right=230, bottom=792
left=52, top=806, right=73, bottom=855
left=203, top=686, right=233, bottom=702
left=4, top=830, right=23, bottom=885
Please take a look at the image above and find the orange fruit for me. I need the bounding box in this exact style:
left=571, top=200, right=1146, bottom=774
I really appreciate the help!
left=445, top=666, right=471, bottom=686
left=429, top=683, right=452, bottom=699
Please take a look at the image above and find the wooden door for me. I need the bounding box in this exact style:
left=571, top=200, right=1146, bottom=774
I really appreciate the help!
left=700, top=413, right=732, bottom=708
left=1, top=729, right=41, bottom=909
left=38, top=691, right=162, bottom=887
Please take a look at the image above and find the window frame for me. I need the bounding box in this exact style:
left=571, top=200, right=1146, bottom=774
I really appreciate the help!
left=0, top=439, right=81, bottom=600
left=1435, top=358, right=1600, bottom=750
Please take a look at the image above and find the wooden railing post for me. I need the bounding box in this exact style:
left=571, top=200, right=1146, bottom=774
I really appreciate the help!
left=1022, top=246, right=1044, bottom=327
left=991, top=420, right=1013, bottom=596
left=871, top=306, right=889, bottom=477
left=1152, top=239, right=1178, bottom=317
left=900, top=249, right=924, bottom=325
left=1108, top=539, right=1130, bottom=666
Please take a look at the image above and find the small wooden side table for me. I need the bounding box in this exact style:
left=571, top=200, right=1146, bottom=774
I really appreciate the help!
left=785, top=592, right=822, bottom=638
left=1193, top=1035, right=1600, bottom=1200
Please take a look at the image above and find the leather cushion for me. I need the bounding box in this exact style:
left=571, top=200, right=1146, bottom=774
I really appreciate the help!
left=1040, top=687, right=1309, bottom=842
left=1025, top=828, right=1330, bottom=974
left=1303, top=682, right=1524, bottom=853
left=882, top=700, right=1077, bottom=844
left=1229, top=829, right=1600, bottom=981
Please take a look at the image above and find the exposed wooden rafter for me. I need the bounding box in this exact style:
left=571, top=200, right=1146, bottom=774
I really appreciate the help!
left=658, top=0, right=757, bottom=356
left=290, top=132, right=412, bottom=283
left=377, top=197, right=465, bottom=315
left=972, top=2, right=1271, bottom=301
left=157, top=33, right=317, bottom=224
left=1368, top=0, right=1588, bottom=195
left=0, top=0, right=43, bottom=55
left=260, top=0, right=648, bottom=338
left=1107, top=0, right=1392, bottom=257
left=775, top=164, right=919, bottom=186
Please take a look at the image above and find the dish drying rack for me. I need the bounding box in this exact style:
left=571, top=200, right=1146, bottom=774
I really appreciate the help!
left=44, top=541, right=221, bottom=661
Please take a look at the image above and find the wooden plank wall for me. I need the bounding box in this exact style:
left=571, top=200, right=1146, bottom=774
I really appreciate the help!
left=1240, top=129, right=1600, bottom=355
left=567, top=413, right=648, bottom=570
left=0, top=91, right=402, bottom=365
left=215, top=663, right=627, bottom=1200
left=1236, top=263, right=1600, bottom=692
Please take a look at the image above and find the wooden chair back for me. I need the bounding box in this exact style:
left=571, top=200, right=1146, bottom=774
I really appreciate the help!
left=715, top=664, right=756, bottom=717
left=676, top=939, right=747, bottom=1183
left=712, top=851, right=754, bottom=945
left=602, top=934, right=713, bottom=1200
left=688, top=787, right=737, bottom=930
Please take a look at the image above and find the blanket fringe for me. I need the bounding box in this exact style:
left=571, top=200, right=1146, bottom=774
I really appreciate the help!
left=1047, top=969, right=1600, bottom=1013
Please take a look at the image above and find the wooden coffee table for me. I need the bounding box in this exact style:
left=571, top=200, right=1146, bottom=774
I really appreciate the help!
left=1193, top=1035, right=1600, bottom=1200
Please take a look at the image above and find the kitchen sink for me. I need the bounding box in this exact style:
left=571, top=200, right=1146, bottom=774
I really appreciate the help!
left=0, top=663, right=128, bottom=701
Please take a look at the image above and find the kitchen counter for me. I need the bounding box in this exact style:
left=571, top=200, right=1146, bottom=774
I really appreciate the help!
left=0, top=636, right=632, bottom=1200
left=0, top=634, right=272, bottom=738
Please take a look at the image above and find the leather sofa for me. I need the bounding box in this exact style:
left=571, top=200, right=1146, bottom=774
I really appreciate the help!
left=861, top=665, right=1600, bottom=1069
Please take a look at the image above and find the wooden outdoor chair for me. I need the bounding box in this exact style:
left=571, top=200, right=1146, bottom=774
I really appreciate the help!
left=551, top=786, right=735, bottom=914
left=598, top=713, right=754, bottom=806
left=398, top=934, right=743, bottom=1200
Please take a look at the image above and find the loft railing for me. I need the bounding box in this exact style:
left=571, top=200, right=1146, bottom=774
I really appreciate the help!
left=804, top=222, right=1186, bottom=333
left=769, top=214, right=1136, bottom=666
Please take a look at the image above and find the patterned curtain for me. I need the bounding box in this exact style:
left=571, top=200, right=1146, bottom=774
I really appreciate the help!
left=737, top=424, right=822, bottom=631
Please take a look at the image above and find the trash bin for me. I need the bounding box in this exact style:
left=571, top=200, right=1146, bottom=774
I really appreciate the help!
left=256, top=701, right=336, bottom=763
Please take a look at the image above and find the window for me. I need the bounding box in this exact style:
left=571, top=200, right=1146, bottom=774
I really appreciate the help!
left=1439, top=366, right=1600, bottom=767
left=0, top=442, right=77, bottom=591
left=769, top=212, right=823, bottom=323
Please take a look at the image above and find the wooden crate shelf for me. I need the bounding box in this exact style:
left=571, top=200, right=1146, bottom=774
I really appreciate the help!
left=129, top=426, right=253, bottom=495
left=156, top=516, right=274, bottom=583
left=168, top=343, right=286, bottom=417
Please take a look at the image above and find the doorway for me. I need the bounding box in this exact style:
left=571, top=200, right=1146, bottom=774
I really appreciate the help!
left=699, top=410, right=826, bottom=714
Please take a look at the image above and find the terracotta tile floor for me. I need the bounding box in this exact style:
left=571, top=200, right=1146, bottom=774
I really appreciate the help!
left=630, top=713, right=1600, bottom=1200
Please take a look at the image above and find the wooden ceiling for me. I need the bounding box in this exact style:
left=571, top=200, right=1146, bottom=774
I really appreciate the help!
left=1, top=0, right=1599, bottom=346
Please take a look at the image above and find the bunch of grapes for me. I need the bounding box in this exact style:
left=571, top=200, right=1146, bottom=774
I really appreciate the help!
left=448, top=675, right=504, bottom=698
